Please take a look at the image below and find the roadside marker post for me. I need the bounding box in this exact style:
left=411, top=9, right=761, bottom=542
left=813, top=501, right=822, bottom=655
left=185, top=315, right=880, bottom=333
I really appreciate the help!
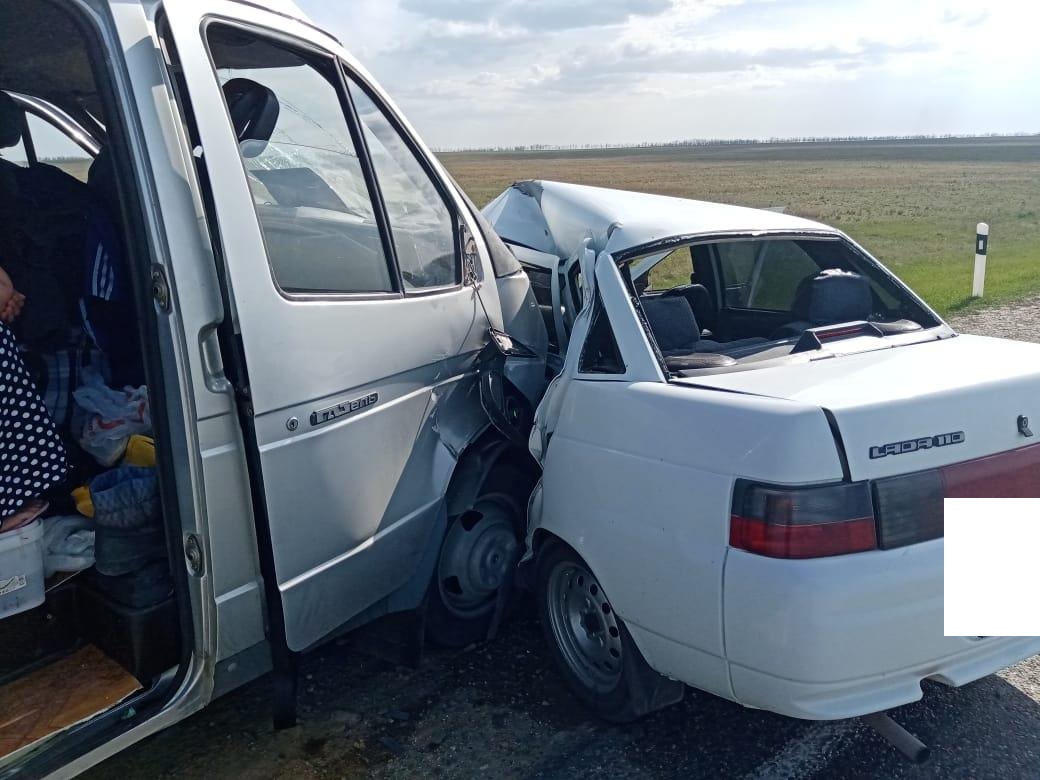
left=972, top=222, right=989, bottom=298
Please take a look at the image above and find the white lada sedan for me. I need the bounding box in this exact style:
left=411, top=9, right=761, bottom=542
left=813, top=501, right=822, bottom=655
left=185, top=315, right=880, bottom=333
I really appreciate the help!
left=485, top=180, right=1040, bottom=723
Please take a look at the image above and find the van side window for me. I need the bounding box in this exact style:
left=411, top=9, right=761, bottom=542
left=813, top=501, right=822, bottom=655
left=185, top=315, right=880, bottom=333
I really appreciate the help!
left=206, top=26, right=394, bottom=295
left=25, top=113, right=91, bottom=182
left=345, top=78, right=459, bottom=291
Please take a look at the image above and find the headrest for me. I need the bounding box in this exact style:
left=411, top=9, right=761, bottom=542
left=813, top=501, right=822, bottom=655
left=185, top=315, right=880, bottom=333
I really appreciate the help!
left=687, top=283, right=713, bottom=313
left=684, top=283, right=716, bottom=325
left=662, top=283, right=716, bottom=331
left=641, top=296, right=700, bottom=352
left=0, top=92, right=23, bottom=149
left=222, top=78, right=280, bottom=158
left=808, top=269, right=872, bottom=325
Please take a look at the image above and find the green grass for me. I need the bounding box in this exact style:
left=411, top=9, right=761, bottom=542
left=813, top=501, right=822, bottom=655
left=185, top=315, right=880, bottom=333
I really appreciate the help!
left=440, top=138, right=1040, bottom=317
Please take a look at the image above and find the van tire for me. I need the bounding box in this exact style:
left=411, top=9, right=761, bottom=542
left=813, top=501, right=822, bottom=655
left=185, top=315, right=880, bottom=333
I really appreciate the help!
left=536, top=542, right=680, bottom=723
left=426, top=465, right=530, bottom=648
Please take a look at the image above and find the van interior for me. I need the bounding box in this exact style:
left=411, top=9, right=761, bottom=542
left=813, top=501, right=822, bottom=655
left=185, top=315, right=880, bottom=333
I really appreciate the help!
left=0, top=0, right=183, bottom=766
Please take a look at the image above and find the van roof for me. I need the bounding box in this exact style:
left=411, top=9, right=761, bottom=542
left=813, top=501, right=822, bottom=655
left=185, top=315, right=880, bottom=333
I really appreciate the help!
left=230, top=0, right=319, bottom=30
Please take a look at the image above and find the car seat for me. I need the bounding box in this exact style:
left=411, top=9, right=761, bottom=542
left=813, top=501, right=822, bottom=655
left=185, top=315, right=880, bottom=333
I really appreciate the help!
left=641, top=295, right=701, bottom=354
left=772, top=269, right=873, bottom=339
left=640, top=295, right=769, bottom=358
left=79, top=148, right=143, bottom=386
left=663, top=283, right=717, bottom=335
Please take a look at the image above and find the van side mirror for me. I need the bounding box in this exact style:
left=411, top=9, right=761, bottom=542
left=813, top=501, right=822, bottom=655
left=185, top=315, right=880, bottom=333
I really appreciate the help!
left=487, top=327, right=538, bottom=358
left=478, top=327, right=539, bottom=447
left=462, top=222, right=480, bottom=286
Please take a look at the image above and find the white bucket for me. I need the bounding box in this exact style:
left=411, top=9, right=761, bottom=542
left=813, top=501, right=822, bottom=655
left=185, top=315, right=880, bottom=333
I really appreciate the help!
left=0, top=519, right=45, bottom=619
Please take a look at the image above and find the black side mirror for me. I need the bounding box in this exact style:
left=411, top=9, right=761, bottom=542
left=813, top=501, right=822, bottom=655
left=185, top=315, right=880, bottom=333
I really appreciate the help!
left=478, top=328, right=538, bottom=447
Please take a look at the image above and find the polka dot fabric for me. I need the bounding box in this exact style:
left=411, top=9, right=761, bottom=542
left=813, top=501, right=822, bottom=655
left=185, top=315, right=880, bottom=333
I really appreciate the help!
left=0, top=323, right=69, bottom=517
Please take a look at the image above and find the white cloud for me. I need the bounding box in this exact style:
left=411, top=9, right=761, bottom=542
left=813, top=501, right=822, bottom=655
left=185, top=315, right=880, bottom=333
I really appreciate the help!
left=297, top=0, right=1040, bottom=148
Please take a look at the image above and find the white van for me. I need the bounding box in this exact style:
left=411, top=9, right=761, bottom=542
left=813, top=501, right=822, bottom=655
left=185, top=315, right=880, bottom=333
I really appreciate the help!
left=0, top=1, right=547, bottom=775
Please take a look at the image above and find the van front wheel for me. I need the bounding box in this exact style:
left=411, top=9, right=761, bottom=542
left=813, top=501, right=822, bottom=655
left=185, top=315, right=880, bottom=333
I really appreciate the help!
left=426, top=491, right=522, bottom=648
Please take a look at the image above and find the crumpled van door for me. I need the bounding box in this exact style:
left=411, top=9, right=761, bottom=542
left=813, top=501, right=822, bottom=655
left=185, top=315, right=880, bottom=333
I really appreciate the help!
left=162, top=1, right=489, bottom=652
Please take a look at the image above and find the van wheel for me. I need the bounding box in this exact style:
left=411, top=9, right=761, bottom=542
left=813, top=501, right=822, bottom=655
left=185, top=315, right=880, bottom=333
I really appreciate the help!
left=426, top=491, right=523, bottom=648
left=537, top=543, right=652, bottom=723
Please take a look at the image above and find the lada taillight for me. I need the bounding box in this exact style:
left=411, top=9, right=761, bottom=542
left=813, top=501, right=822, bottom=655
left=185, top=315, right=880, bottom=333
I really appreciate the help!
left=871, top=470, right=943, bottom=549
left=730, top=480, right=875, bottom=559
left=873, top=443, right=1040, bottom=548
left=732, top=443, right=1040, bottom=558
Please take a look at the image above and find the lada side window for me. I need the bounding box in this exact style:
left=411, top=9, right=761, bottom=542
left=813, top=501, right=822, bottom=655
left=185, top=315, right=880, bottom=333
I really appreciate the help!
left=207, top=25, right=396, bottom=294
left=747, top=240, right=820, bottom=311
left=645, top=247, right=693, bottom=291
left=579, top=294, right=624, bottom=374
left=716, top=241, right=758, bottom=306
left=716, top=239, right=819, bottom=313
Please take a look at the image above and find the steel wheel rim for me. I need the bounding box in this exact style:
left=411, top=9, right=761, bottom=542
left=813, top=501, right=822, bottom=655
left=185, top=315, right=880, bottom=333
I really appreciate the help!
left=437, top=495, right=519, bottom=619
left=546, top=560, right=623, bottom=693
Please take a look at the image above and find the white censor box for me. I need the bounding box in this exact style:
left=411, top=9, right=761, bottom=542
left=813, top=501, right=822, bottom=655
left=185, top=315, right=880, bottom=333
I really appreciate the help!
left=972, top=222, right=989, bottom=298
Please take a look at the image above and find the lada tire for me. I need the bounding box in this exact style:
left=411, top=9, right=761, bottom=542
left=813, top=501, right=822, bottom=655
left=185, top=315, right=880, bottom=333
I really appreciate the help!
left=536, top=541, right=660, bottom=723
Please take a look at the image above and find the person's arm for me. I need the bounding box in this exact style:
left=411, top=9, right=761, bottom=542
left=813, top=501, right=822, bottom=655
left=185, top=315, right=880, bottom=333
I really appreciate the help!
left=0, top=265, right=25, bottom=324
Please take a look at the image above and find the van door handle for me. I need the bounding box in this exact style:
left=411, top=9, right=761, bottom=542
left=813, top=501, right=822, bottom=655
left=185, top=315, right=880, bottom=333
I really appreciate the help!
left=200, top=326, right=233, bottom=395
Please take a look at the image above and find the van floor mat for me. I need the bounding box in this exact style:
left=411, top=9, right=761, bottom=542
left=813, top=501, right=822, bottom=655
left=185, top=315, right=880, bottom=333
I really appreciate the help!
left=0, top=644, right=142, bottom=759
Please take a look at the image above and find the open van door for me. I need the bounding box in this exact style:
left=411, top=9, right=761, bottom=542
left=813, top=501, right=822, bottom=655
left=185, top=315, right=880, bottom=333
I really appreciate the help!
left=160, top=0, right=489, bottom=654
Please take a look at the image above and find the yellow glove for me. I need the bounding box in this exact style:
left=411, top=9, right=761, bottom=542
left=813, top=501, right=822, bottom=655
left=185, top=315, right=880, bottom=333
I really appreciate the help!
left=123, top=435, right=156, bottom=468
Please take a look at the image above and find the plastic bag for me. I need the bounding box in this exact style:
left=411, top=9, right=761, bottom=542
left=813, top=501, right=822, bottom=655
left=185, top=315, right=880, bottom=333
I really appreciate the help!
left=42, top=515, right=95, bottom=577
left=73, top=366, right=151, bottom=466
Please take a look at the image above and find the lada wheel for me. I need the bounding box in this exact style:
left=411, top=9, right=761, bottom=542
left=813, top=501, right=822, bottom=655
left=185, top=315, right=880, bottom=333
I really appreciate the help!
left=536, top=542, right=655, bottom=723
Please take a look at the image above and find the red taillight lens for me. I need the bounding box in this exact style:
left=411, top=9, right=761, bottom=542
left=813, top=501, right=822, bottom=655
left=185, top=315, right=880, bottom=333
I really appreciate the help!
left=873, top=443, right=1040, bottom=548
left=943, top=443, right=1040, bottom=498
left=730, top=480, right=876, bottom=559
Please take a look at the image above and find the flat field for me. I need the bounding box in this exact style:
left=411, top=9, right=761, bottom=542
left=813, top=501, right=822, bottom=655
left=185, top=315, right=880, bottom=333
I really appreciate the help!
left=440, top=136, right=1040, bottom=316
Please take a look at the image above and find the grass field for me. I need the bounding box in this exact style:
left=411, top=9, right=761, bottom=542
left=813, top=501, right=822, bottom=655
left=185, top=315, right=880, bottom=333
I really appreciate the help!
left=440, top=136, right=1040, bottom=316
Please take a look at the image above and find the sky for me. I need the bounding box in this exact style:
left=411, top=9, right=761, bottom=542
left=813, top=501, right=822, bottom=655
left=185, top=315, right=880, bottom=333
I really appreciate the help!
left=296, top=0, right=1040, bottom=149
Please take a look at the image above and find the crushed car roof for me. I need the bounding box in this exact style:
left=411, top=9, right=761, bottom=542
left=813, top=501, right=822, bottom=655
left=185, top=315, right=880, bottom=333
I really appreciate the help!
left=483, top=180, right=834, bottom=261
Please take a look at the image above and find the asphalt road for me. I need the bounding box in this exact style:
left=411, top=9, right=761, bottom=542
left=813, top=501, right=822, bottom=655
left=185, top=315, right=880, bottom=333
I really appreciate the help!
left=83, top=305, right=1040, bottom=780
left=84, top=612, right=1040, bottom=780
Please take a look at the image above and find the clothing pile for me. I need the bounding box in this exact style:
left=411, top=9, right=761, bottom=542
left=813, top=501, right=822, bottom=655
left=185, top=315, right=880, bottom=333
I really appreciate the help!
left=0, top=329, right=169, bottom=619
left=65, top=369, right=171, bottom=608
